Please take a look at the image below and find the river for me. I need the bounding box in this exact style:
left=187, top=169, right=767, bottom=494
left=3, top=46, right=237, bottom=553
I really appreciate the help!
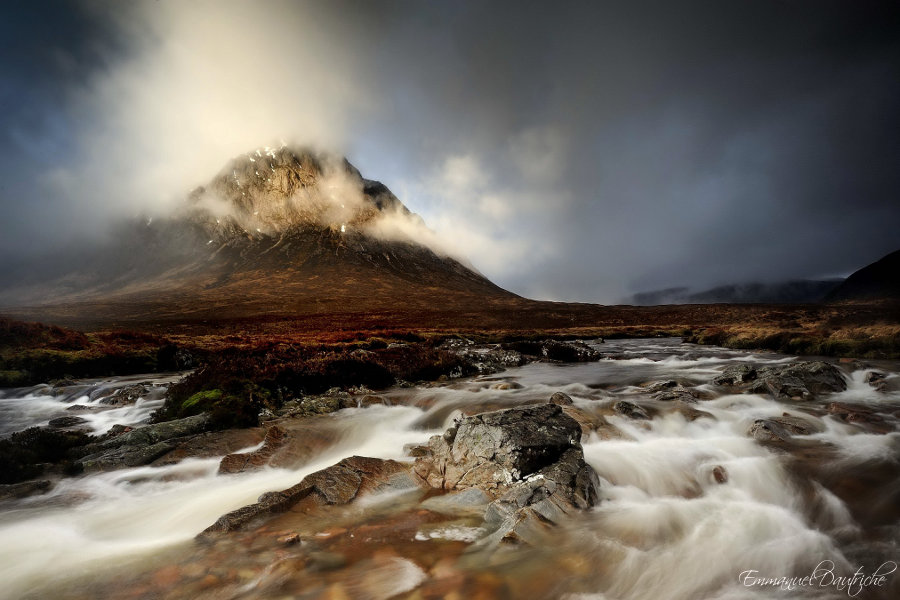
left=0, top=339, right=897, bottom=599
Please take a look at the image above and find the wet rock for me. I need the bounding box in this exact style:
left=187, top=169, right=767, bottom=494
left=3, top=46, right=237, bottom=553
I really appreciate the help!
left=549, top=392, right=574, bottom=406
left=748, top=419, right=793, bottom=443
left=77, top=414, right=210, bottom=472
left=218, top=425, right=287, bottom=474
left=0, top=479, right=53, bottom=500
left=671, top=401, right=713, bottom=422
left=500, top=340, right=601, bottom=363
left=441, top=340, right=527, bottom=375
left=413, top=404, right=600, bottom=549
left=653, top=389, right=699, bottom=403
left=420, top=488, right=493, bottom=516
left=157, top=344, right=194, bottom=370
left=749, top=376, right=812, bottom=401
left=769, top=413, right=824, bottom=435
left=65, top=404, right=94, bottom=412
left=99, top=384, right=148, bottom=406
left=358, top=394, right=390, bottom=407
left=712, top=465, right=728, bottom=484
left=612, top=400, right=650, bottom=420
left=478, top=447, right=600, bottom=548
left=413, top=404, right=582, bottom=494
left=490, top=381, right=523, bottom=390
left=827, top=402, right=894, bottom=434
left=713, top=364, right=758, bottom=386
left=643, top=380, right=684, bottom=392
left=200, top=456, right=422, bottom=536
left=277, top=532, right=301, bottom=545
left=749, top=361, right=846, bottom=401
left=47, top=416, right=88, bottom=429
left=865, top=371, right=888, bottom=391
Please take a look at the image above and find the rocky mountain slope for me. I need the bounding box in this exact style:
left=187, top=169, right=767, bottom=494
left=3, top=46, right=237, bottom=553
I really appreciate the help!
left=0, top=147, right=515, bottom=323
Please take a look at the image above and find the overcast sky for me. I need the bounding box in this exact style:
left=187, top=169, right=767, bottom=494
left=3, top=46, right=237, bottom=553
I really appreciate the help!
left=1, top=0, right=898, bottom=303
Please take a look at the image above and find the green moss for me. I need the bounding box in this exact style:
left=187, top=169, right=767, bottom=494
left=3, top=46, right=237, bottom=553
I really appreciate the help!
left=181, top=389, right=223, bottom=412
left=0, top=370, right=27, bottom=387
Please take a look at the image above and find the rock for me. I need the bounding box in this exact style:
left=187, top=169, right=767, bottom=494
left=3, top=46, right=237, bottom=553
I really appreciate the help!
left=277, top=533, right=301, bottom=545
left=420, top=488, right=493, bottom=516
left=500, top=340, right=601, bottom=363
left=713, top=364, right=757, bottom=386
left=99, top=384, right=148, bottom=406
left=671, top=401, right=713, bottom=422
left=0, top=479, right=53, bottom=500
left=749, top=361, right=846, bottom=401
left=490, top=381, right=523, bottom=390
left=748, top=419, right=793, bottom=443
left=748, top=414, right=824, bottom=442
left=47, top=416, right=89, bottom=429
left=865, top=371, right=888, bottom=391
left=157, top=344, right=194, bottom=370
left=712, top=465, right=728, bottom=484
left=77, top=414, right=210, bottom=472
left=478, top=447, right=600, bottom=548
left=548, top=392, right=574, bottom=406
left=826, top=402, right=894, bottom=433
left=200, top=456, right=422, bottom=537
left=749, top=376, right=812, bottom=401
left=769, top=413, right=824, bottom=435
left=413, top=403, right=600, bottom=549
left=413, top=404, right=582, bottom=494
left=218, top=425, right=287, bottom=474
left=653, top=389, right=699, bottom=403
left=612, top=400, right=650, bottom=420
left=359, top=394, right=390, bottom=407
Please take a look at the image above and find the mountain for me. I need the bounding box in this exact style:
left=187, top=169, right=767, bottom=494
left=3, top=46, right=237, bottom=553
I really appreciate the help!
left=0, top=147, right=517, bottom=324
left=826, top=249, right=900, bottom=302
left=630, top=279, right=844, bottom=305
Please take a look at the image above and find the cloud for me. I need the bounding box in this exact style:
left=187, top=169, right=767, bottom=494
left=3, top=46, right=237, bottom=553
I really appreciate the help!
left=2, top=0, right=899, bottom=304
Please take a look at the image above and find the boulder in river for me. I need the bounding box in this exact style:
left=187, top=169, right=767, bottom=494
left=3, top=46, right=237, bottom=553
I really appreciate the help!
left=715, top=361, right=846, bottom=401
left=77, top=414, right=211, bottom=472
left=412, top=404, right=582, bottom=494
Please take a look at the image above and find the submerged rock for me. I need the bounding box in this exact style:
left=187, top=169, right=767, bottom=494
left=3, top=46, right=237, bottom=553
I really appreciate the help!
left=200, top=456, right=420, bottom=536
left=99, top=384, right=149, bottom=406
left=612, top=400, right=650, bottom=420
left=47, top=416, right=89, bottom=429
left=0, top=479, right=53, bottom=501
left=218, top=425, right=287, bottom=474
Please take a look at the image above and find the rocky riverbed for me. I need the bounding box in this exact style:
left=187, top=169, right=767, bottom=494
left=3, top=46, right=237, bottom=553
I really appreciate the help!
left=1, top=338, right=898, bottom=599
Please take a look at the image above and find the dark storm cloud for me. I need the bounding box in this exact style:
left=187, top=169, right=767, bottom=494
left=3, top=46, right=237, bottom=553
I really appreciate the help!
left=1, top=0, right=898, bottom=302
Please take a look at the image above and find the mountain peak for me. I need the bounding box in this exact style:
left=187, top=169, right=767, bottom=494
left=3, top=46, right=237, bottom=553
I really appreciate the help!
left=185, top=146, right=408, bottom=240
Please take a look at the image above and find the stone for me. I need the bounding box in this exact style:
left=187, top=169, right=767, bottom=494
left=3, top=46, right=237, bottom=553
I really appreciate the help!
left=218, top=425, right=287, bottom=474
left=612, top=400, right=650, bottom=420
left=47, top=416, right=88, bottom=428
left=548, top=392, right=574, bottom=406
left=713, top=364, right=758, bottom=386
left=200, top=456, right=422, bottom=537
left=0, top=479, right=52, bottom=500
left=749, top=361, right=846, bottom=401
left=712, top=465, right=728, bottom=484
left=77, top=414, right=210, bottom=472
left=420, top=488, right=493, bottom=516
left=99, top=384, right=148, bottom=406
left=413, top=404, right=582, bottom=494
left=748, top=419, right=793, bottom=443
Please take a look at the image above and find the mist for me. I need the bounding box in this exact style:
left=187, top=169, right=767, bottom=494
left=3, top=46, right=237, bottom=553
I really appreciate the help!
left=1, top=0, right=899, bottom=303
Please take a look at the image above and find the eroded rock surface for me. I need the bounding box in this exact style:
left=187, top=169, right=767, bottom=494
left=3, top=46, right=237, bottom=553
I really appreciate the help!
left=714, top=361, right=846, bottom=401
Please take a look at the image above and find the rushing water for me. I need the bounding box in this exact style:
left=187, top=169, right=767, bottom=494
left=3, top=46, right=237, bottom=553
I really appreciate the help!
left=1, top=339, right=898, bottom=599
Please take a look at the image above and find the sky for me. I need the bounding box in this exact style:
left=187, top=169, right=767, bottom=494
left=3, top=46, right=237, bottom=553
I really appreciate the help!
left=1, top=0, right=898, bottom=303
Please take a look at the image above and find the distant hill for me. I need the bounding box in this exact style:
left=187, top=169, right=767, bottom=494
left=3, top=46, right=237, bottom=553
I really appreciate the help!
left=826, top=249, right=900, bottom=302
left=630, top=279, right=843, bottom=306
